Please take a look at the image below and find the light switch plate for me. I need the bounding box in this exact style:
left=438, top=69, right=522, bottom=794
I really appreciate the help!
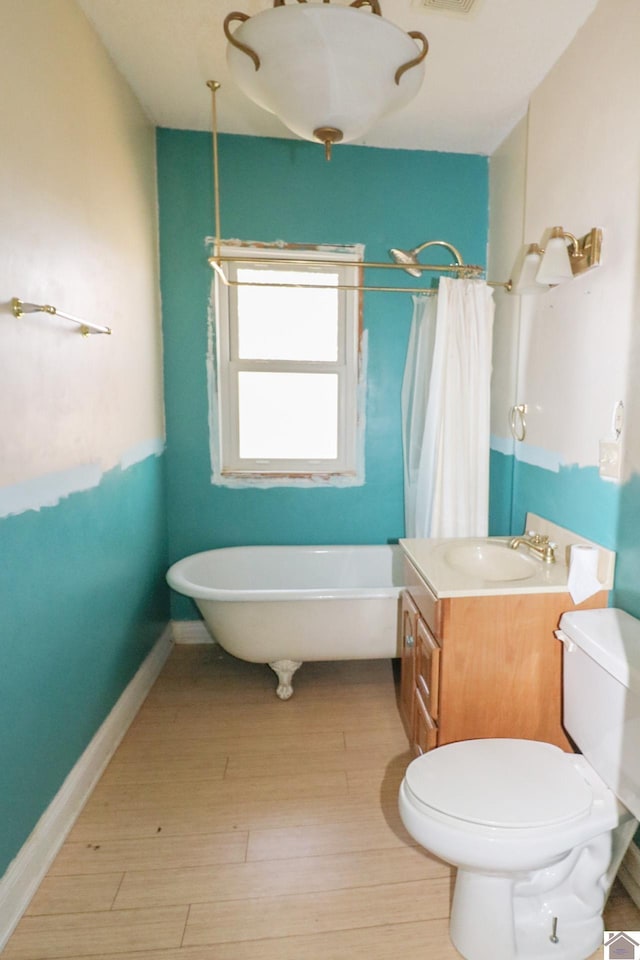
left=599, top=439, right=622, bottom=481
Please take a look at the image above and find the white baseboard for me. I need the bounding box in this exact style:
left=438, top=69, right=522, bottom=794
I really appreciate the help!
left=619, top=839, right=640, bottom=909
left=0, top=626, right=174, bottom=951
left=171, top=619, right=213, bottom=644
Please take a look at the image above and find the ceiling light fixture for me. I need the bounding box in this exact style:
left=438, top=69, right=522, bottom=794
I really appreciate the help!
left=224, top=0, right=429, bottom=159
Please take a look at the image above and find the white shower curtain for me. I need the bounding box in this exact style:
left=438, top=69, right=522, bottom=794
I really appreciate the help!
left=402, top=277, right=495, bottom=539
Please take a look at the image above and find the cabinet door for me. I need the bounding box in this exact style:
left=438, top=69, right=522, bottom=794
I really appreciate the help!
left=415, top=617, right=440, bottom=722
left=414, top=689, right=438, bottom=755
left=400, top=590, right=418, bottom=740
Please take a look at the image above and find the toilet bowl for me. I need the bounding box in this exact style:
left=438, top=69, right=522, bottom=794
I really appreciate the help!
left=398, top=608, right=640, bottom=960
left=400, top=739, right=629, bottom=960
left=400, top=740, right=620, bottom=874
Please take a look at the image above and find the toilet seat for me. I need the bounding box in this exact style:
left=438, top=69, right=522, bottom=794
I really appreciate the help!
left=404, top=738, right=593, bottom=829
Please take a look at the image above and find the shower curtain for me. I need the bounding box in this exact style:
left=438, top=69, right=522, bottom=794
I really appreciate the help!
left=402, top=277, right=495, bottom=539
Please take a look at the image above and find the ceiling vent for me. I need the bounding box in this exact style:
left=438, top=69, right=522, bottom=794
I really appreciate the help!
left=411, top=0, right=479, bottom=14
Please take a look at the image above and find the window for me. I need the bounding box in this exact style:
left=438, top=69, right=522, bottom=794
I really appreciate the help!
left=211, top=244, right=363, bottom=484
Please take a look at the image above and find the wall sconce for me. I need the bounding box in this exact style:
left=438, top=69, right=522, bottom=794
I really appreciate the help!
left=512, top=244, right=546, bottom=295
left=510, top=227, right=603, bottom=294
left=224, top=0, right=429, bottom=159
left=537, top=226, right=603, bottom=285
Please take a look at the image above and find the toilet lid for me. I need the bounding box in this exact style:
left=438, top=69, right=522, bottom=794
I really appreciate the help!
left=404, top=739, right=593, bottom=829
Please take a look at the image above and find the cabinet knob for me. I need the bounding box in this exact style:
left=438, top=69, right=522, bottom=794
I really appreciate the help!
left=406, top=635, right=414, bottom=648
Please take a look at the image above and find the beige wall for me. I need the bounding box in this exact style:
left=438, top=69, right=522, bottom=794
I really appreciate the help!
left=490, top=0, right=640, bottom=479
left=488, top=116, right=527, bottom=451
left=0, top=0, right=163, bottom=503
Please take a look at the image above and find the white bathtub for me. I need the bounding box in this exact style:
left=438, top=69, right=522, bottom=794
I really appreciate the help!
left=166, top=544, right=405, bottom=698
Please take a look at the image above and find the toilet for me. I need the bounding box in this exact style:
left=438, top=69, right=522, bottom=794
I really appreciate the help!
left=398, top=607, right=640, bottom=960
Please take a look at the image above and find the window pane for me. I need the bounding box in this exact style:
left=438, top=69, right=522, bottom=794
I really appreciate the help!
left=238, top=372, right=338, bottom=460
left=236, top=269, right=339, bottom=361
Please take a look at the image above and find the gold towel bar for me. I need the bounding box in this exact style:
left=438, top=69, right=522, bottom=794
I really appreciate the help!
left=11, top=298, right=112, bottom=337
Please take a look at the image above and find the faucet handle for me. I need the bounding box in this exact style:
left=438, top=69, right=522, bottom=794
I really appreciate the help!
left=528, top=531, right=549, bottom=545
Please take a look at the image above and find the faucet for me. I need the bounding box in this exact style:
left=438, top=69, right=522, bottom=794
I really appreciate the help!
left=509, top=530, right=557, bottom=564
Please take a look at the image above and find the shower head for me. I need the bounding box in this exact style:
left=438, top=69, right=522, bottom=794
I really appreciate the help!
left=389, top=247, right=423, bottom=278
left=389, top=239, right=465, bottom=279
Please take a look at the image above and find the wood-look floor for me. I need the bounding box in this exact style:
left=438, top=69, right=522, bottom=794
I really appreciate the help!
left=5, top=644, right=639, bottom=959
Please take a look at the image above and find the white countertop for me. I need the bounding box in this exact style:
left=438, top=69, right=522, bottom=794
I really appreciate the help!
left=400, top=536, right=576, bottom=598
left=400, top=516, right=615, bottom=600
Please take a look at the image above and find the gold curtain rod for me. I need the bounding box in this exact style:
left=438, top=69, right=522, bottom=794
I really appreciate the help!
left=209, top=253, right=483, bottom=273
left=209, top=257, right=510, bottom=294
left=206, top=81, right=512, bottom=294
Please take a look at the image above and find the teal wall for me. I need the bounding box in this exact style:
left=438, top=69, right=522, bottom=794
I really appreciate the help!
left=492, top=453, right=640, bottom=619
left=157, top=130, right=489, bottom=618
left=615, top=474, right=640, bottom=618
left=511, top=462, right=620, bottom=551
left=489, top=449, right=515, bottom=536
left=0, top=455, right=169, bottom=875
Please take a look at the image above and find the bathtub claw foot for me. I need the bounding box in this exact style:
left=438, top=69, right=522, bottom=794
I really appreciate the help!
left=269, top=659, right=303, bottom=700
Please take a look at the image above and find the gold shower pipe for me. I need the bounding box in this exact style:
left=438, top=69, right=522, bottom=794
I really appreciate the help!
left=206, top=81, right=512, bottom=294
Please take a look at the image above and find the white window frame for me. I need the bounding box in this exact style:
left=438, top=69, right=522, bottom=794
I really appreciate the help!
left=213, top=243, right=363, bottom=483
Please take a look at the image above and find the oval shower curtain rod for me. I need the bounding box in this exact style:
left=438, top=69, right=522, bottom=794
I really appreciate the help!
left=205, top=81, right=512, bottom=295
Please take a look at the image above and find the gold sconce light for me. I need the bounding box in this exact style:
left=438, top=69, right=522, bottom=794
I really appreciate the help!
left=512, top=227, right=603, bottom=294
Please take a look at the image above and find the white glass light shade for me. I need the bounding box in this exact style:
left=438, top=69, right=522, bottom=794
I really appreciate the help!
left=513, top=245, right=548, bottom=295
left=226, top=5, right=426, bottom=144
left=536, top=234, right=574, bottom=285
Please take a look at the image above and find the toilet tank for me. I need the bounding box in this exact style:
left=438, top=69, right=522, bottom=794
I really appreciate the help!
left=559, top=608, right=640, bottom=820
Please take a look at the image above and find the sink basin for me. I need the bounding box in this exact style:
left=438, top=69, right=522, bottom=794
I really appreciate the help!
left=441, top=540, right=540, bottom=582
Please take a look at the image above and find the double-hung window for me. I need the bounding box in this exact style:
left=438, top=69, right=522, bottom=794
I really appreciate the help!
left=212, top=243, right=363, bottom=484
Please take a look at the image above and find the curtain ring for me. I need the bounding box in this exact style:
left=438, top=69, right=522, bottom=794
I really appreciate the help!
left=510, top=403, right=527, bottom=442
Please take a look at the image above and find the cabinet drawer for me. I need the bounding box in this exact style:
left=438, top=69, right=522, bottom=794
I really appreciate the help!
left=402, top=560, right=441, bottom=638
left=414, top=688, right=438, bottom=755
left=415, top=617, right=440, bottom=721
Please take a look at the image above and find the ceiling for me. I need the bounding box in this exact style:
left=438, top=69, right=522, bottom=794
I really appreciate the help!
left=77, top=0, right=599, bottom=155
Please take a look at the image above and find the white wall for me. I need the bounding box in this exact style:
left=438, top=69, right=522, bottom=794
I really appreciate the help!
left=0, top=0, right=164, bottom=504
left=514, top=0, right=640, bottom=477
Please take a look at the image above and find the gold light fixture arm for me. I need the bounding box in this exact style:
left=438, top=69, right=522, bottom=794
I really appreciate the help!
left=11, top=298, right=112, bottom=336
left=350, top=0, right=383, bottom=15
left=557, top=226, right=602, bottom=276
left=395, top=32, right=429, bottom=85
left=274, top=0, right=383, bottom=11
left=223, top=13, right=260, bottom=70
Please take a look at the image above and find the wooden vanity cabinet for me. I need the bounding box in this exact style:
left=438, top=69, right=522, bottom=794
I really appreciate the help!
left=400, top=558, right=609, bottom=756
left=413, top=616, right=440, bottom=754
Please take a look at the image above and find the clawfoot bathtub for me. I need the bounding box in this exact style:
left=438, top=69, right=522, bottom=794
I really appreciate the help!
left=167, top=544, right=405, bottom=698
